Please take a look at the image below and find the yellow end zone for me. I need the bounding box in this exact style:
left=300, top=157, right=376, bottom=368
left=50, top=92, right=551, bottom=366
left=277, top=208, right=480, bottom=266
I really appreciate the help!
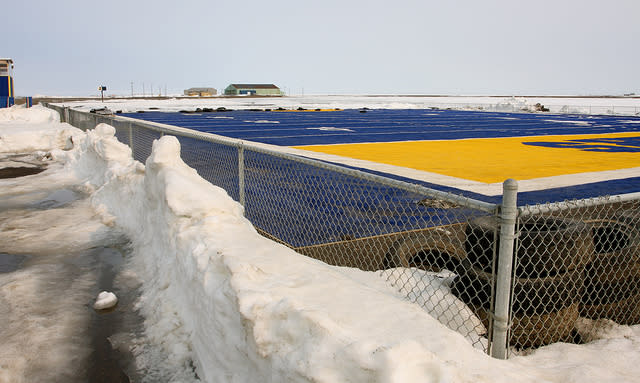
left=293, top=132, right=640, bottom=184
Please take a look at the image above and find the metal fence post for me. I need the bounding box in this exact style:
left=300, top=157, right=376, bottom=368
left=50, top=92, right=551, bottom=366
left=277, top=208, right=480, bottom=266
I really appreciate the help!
left=128, top=122, right=134, bottom=158
left=238, top=142, right=246, bottom=208
left=491, top=178, right=518, bottom=359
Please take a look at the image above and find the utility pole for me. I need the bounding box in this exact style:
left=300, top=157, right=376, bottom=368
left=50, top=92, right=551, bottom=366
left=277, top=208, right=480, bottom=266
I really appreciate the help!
left=130, top=82, right=134, bottom=97
left=142, top=82, right=145, bottom=97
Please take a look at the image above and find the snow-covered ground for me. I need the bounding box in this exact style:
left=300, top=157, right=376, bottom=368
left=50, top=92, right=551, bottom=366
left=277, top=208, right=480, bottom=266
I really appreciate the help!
left=55, top=94, right=640, bottom=115
left=2, top=104, right=640, bottom=382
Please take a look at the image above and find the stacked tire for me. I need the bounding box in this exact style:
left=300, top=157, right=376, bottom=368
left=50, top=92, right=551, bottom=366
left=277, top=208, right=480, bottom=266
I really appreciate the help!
left=580, top=218, right=640, bottom=324
left=384, top=225, right=467, bottom=272
left=452, top=215, right=594, bottom=348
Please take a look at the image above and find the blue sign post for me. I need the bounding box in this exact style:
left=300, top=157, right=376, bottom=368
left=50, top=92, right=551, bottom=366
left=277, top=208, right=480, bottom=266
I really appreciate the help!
left=0, top=97, right=13, bottom=108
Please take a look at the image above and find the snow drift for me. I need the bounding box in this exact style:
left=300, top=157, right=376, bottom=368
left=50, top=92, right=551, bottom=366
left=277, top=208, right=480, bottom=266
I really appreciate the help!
left=0, top=105, right=76, bottom=154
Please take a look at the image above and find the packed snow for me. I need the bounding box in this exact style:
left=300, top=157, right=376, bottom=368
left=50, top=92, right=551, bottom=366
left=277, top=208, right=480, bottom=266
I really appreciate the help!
left=2, top=104, right=640, bottom=382
left=93, top=291, right=118, bottom=310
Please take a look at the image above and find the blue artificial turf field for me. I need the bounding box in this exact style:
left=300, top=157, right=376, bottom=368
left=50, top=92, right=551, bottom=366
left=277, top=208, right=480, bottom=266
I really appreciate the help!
left=122, top=109, right=640, bottom=202
left=120, top=108, right=640, bottom=246
left=123, top=108, right=640, bottom=146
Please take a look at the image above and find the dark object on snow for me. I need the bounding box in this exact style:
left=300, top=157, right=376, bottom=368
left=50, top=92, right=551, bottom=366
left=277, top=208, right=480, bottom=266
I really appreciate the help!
left=534, top=103, right=550, bottom=112
left=89, top=107, right=113, bottom=115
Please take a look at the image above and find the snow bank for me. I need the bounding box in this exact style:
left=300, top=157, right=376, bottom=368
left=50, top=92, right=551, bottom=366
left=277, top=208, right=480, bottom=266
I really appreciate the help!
left=381, top=268, right=488, bottom=350
left=0, top=105, right=80, bottom=153
left=0, top=104, right=60, bottom=123
left=510, top=322, right=640, bottom=383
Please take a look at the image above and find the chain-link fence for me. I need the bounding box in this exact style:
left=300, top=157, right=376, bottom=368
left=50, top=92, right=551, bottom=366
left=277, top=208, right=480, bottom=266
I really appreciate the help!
left=44, top=104, right=640, bottom=359
left=511, top=197, right=640, bottom=349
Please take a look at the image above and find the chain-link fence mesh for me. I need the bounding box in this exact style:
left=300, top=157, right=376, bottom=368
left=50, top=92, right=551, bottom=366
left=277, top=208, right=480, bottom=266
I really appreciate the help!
left=43, top=104, right=640, bottom=358
left=512, top=198, right=640, bottom=352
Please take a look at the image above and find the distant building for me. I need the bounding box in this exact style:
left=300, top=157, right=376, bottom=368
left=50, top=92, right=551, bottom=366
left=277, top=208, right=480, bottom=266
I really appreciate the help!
left=0, top=58, right=15, bottom=108
left=184, top=87, right=217, bottom=96
left=224, top=84, right=283, bottom=96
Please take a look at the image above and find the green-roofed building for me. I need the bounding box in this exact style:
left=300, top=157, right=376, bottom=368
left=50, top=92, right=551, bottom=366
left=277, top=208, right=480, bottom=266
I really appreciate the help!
left=224, top=84, right=283, bottom=96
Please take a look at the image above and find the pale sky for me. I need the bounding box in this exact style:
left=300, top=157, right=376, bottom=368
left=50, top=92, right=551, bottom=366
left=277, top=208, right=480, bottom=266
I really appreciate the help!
left=6, top=0, right=640, bottom=97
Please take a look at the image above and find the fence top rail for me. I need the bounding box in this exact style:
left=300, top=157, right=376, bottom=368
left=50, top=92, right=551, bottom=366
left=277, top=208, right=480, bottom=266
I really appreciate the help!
left=60, top=107, right=499, bottom=213
left=518, top=191, right=640, bottom=215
